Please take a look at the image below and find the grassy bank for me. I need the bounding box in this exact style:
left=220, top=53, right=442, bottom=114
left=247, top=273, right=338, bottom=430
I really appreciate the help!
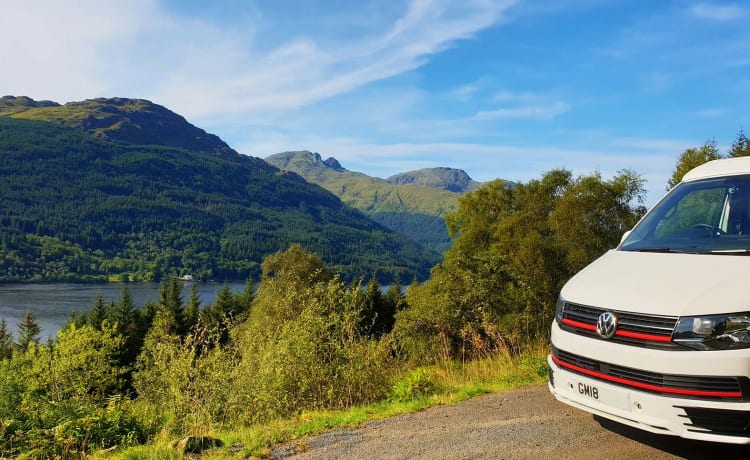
left=105, top=343, right=549, bottom=459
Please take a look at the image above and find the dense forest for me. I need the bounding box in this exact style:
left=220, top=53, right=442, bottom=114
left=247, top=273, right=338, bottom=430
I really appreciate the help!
left=0, top=114, right=438, bottom=283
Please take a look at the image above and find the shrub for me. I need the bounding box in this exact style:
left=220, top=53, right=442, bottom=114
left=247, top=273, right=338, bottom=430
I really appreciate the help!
left=390, top=368, right=438, bottom=402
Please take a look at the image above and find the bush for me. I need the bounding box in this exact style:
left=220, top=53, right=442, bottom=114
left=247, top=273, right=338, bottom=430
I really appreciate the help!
left=232, top=247, right=395, bottom=424
left=390, top=368, right=439, bottom=402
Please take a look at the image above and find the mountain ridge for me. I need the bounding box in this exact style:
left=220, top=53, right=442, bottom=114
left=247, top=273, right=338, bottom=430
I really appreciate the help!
left=0, top=95, right=239, bottom=159
left=386, top=167, right=481, bottom=193
left=0, top=97, right=439, bottom=282
left=265, top=151, right=489, bottom=252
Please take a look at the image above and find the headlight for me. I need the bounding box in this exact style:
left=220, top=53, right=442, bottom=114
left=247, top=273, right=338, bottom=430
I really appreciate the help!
left=673, top=313, right=750, bottom=350
left=555, top=296, right=565, bottom=324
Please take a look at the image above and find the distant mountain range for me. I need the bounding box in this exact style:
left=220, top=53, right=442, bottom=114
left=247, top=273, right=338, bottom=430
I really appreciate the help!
left=0, top=96, right=439, bottom=283
left=265, top=151, right=494, bottom=252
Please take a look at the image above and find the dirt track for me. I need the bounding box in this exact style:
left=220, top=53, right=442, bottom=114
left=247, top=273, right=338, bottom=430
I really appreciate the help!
left=272, top=382, right=750, bottom=459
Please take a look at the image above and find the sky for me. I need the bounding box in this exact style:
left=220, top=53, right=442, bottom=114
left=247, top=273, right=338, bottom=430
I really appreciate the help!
left=2, top=0, right=750, bottom=206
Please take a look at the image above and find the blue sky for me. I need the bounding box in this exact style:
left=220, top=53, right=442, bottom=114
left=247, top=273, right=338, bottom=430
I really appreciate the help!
left=2, top=0, right=750, bottom=205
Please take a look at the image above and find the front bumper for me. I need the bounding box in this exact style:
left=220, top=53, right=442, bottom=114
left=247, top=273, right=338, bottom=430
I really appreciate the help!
left=549, top=322, right=750, bottom=444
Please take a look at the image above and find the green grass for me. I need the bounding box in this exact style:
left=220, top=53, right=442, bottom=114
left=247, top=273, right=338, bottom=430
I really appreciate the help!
left=102, top=343, right=549, bottom=459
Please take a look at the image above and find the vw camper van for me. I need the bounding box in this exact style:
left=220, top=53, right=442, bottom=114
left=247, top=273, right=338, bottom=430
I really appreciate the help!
left=549, top=156, right=750, bottom=443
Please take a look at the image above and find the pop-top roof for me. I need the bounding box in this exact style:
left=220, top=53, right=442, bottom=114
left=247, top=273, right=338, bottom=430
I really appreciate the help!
left=682, top=156, right=750, bottom=183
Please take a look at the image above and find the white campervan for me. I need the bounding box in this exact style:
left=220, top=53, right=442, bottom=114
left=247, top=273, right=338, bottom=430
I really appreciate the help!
left=549, top=156, right=750, bottom=444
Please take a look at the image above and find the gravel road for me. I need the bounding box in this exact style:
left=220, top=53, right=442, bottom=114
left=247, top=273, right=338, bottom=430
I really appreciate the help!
left=272, top=382, right=750, bottom=459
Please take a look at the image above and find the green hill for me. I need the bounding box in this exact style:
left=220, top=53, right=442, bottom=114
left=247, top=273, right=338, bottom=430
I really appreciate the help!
left=265, top=151, right=485, bottom=252
left=0, top=97, right=439, bottom=283
left=0, top=96, right=236, bottom=158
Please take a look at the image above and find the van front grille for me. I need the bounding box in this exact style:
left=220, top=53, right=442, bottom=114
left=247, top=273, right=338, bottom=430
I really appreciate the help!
left=560, top=302, right=683, bottom=350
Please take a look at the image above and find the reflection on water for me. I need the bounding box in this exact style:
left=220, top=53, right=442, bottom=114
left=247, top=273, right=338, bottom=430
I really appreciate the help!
left=0, top=282, right=246, bottom=339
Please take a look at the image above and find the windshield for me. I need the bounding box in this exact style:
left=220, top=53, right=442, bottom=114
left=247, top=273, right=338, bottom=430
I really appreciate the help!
left=620, top=175, right=750, bottom=254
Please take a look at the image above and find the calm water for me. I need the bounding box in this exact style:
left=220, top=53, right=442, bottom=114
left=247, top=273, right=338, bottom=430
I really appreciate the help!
left=0, top=282, right=246, bottom=338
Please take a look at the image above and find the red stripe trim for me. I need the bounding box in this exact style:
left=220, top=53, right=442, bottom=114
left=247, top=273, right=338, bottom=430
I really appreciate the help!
left=615, top=329, right=672, bottom=342
left=551, top=354, right=743, bottom=399
left=562, top=318, right=596, bottom=331
left=561, top=317, right=672, bottom=343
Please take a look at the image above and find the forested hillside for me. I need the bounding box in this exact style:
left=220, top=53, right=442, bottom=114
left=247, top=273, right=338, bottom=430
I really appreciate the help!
left=265, top=151, right=488, bottom=252
left=0, top=98, right=439, bottom=282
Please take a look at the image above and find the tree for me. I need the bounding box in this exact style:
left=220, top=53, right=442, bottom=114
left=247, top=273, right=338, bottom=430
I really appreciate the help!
left=234, top=271, right=392, bottom=424
left=728, top=129, right=750, bottom=158
left=248, top=244, right=332, bottom=331
left=183, top=283, right=201, bottom=332
left=201, top=284, right=245, bottom=345
left=16, top=310, right=41, bottom=352
left=0, top=319, right=12, bottom=360
left=360, top=277, right=383, bottom=336
left=112, top=287, right=137, bottom=331
left=384, top=279, right=406, bottom=313
left=393, top=170, right=646, bottom=361
left=668, top=139, right=722, bottom=189
left=360, top=277, right=396, bottom=336
left=112, top=286, right=143, bottom=368
left=88, top=293, right=107, bottom=330
left=157, top=278, right=185, bottom=335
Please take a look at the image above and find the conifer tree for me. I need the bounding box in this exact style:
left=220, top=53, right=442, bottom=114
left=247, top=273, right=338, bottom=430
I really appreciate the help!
left=113, top=286, right=142, bottom=367
left=729, top=129, right=750, bottom=157
left=237, top=278, right=255, bottom=318
left=201, top=284, right=242, bottom=344
left=667, top=139, right=722, bottom=189
left=384, top=278, right=405, bottom=312
left=88, top=293, right=107, bottom=330
left=0, top=318, right=12, bottom=360
left=184, top=283, right=201, bottom=332
left=361, top=277, right=385, bottom=336
left=158, top=278, right=185, bottom=335
left=16, top=309, right=41, bottom=351
left=112, top=287, right=137, bottom=330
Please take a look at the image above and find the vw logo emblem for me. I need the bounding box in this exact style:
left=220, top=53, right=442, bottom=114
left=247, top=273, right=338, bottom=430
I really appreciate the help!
left=596, top=312, right=618, bottom=339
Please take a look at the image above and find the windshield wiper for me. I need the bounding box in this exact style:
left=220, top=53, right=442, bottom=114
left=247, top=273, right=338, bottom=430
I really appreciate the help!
left=631, top=247, right=698, bottom=254
left=708, top=249, right=750, bottom=255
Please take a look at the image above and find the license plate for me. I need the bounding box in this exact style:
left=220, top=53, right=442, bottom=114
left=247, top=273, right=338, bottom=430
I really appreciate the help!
left=577, top=381, right=600, bottom=400
left=572, top=379, right=630, bottom=411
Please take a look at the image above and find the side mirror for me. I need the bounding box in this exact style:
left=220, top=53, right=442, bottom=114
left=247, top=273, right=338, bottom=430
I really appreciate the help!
left=619, top=230, right=631, bottom=245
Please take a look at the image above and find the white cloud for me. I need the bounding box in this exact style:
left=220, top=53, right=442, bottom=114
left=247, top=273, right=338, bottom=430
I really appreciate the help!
left=696, top=108, right=728, bottom=118
left=492, top=90, right=542, bottom=103
left=471, top=101, right=570, bottom=121
left=0, top=0, right=158, bottom=101
left=0, top=0, right=515, bottom=123
left=448, top=83, right=481, bottom=100
left=154, top=0, right=518, bottom=121
left=690, top=3, right=747, bottom=21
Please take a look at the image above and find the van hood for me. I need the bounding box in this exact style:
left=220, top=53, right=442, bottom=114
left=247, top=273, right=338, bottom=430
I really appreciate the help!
left=561, top=250, right=750, bottom=317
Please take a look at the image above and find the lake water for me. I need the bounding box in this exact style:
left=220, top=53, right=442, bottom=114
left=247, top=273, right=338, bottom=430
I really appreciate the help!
left=0, top=282, right=247, bottom=339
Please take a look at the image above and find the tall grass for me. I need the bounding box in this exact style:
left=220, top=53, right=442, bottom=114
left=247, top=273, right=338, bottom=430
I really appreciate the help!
left=106, top=344, right=549, bottom=459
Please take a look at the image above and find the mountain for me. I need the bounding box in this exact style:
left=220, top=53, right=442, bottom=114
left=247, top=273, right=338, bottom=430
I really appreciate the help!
left=0, top=96, right=236, bottom=158
left=386, top=167, right=481, bottom=193
left=265, top=151, right=484, bottom=252
left=0, top=96, right=439, bottom=283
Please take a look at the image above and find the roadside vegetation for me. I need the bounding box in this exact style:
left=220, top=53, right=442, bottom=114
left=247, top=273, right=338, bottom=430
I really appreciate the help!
left=1, top=133, right=747, bottom=459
